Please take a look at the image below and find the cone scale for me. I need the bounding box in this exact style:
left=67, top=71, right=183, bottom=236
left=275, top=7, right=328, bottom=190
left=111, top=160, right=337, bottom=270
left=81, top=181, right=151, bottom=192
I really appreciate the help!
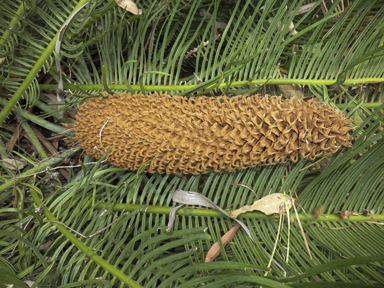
left=74, top=93, right=353, bottom=174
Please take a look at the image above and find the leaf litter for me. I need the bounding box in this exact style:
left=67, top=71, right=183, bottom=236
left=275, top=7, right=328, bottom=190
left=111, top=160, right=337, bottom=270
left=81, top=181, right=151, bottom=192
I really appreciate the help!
left=229, top=193, right=295, bottom=218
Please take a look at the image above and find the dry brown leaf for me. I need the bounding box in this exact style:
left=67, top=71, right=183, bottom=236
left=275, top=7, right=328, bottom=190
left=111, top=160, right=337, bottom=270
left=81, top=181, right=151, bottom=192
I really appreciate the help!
left=314, top=205, right=323, bottom=219
left=2, top=158, right=27, bottom=170
left=5, top=126, right=21, bottom=153
left=362, top=209, right=372, bottom=216
left=229, top=193, right=295, bottom=218
left=115, top=0, right=142, bottom=15
left=278, top=84, right=304, bottom=99
left=205, top=223, right=241, bottom=262
left=291, top=2, right=317, bottom=16
left=338, top=210, right=352, bottom=220
left=279, top=67, right=289, bottom=74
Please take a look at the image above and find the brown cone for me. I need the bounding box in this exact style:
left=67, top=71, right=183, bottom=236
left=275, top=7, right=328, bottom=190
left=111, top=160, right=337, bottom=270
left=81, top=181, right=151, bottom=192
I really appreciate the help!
left=74, top=93, right=353, bottom=174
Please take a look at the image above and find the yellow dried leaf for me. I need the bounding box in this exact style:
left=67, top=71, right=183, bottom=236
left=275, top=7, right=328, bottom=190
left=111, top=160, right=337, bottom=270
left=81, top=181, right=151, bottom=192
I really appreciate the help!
left=229, top=193, right=294, bottom=218
left=115, top=0, right=141, bottom=15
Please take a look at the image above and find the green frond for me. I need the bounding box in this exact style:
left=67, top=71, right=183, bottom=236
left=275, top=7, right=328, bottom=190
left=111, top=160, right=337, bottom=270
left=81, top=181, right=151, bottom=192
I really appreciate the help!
left=1, top=0, right=384, bottom=287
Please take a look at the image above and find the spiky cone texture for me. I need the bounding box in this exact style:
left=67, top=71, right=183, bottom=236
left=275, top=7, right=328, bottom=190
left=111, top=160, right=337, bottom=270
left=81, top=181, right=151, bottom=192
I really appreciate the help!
left=74, top=93, right=353, bottom=175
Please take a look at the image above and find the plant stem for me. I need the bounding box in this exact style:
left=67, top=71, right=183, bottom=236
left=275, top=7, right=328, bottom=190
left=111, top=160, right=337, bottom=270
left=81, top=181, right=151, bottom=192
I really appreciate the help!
left=264, top=212, right=283, bottom=276
left=0, top=146, right=79, bottom=193
left=0, top=0, right=89, bottom=128
left=283, top=193, right=291, bottom=277
left=334, top=102, right=382, bottom=109
left=29, top=189, right=143, bottom=288
left=92, top=202, right=384, bottom=222
left=0, top=2, right=26, bottom=50
left=39, top=77, right=384, bottom=93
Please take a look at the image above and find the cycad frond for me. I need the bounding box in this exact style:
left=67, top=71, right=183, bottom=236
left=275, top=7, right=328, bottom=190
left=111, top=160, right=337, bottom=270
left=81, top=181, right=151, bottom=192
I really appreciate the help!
left=1, top=0, right=384, bottom=287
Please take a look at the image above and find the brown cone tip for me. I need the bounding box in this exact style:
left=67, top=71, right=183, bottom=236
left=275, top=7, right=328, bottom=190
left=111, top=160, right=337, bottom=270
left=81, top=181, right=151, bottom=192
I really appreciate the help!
left=74, top=93, right=353, bottom=174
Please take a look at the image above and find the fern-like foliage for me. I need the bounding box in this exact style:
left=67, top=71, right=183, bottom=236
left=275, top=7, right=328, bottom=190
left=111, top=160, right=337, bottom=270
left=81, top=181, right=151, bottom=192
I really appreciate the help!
left=0, top=0, right=384, bottom=287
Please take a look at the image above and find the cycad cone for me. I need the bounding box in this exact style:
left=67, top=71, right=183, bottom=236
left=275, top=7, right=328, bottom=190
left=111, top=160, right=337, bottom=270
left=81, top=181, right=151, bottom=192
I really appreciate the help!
left=75, top=93, right=353, bottom=174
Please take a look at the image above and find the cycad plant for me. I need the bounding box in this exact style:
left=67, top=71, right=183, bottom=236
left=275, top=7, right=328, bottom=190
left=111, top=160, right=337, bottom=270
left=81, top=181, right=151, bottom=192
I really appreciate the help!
left=1, top=0, right=384, bottom=287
